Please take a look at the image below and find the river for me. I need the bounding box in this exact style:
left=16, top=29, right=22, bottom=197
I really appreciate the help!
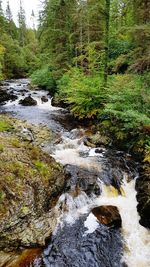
left=0, top=79, right=150, bottom=267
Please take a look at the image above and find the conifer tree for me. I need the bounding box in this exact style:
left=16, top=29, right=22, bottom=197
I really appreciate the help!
left=0, top=0, right=6, bottom=33
left=6, top=1, right=12, bottom=22
left=18, top=0, right=26, bottom=46
left=104, top=0, right=110, bottom=83
left=0, top=0, right=3, bottom=16
left=31, top=10, right=35, bottom=30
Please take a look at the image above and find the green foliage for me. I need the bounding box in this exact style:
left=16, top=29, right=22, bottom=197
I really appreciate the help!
left=0, top=44, right=5, bottom=80
left=102, top=74, right=150, bottom=130
left=0, top=144, right=4, bottom=152
left=58, top=68, right=106, bottom=118
left=0, top=34, right=27, bottom=78
left=30, top=66, right=57, bottom=94
left=0, top=119, right=12, bottom=132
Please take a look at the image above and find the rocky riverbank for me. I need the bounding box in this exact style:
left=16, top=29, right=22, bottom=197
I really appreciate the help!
left=0, top=114, right=68, bottom=265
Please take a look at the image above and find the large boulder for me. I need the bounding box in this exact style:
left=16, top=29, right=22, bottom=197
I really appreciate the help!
left=0, top=121, right=68, bottom=252
left=92, top=205, right=122, bottom=228
left=19, top=96, right=37, bottom=106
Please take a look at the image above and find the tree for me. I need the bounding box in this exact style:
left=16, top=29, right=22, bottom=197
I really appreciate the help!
left=39, top=0, right=77, bottom=77
left=0, top=0, right=6, bottom=33
left=31, top=10, right=35, bottom=30
left=104, top=0, right=110, bottom=83
left=6, top=1, right=12, bottom=22
left=18, top=0, right=26, bottom=46
left=0, top=0, right=3, bottom=16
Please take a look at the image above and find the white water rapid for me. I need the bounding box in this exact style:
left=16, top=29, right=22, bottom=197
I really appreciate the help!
left=1, top=79, right=150, bottom=267
left=52, top=133, right=150, bottom=267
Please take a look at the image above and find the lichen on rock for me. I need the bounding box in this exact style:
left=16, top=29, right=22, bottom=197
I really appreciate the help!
left=0, top=115, right=68, bottom=252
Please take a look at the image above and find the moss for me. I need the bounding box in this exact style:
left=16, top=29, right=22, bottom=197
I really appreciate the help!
left=0, top=191, right=6, bottom=203
left=0, top=118, right=13, bottom=132
left=0, top=144, right=4, bottom=153
left=10, top=138, right=22, bottom=148
left=0, top=116, right=66, bottom=221
left=34, top=160, right=50, bottom=180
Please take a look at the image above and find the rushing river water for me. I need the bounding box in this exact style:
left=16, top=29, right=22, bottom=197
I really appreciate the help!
left=0, top=79, right=150, bottom=267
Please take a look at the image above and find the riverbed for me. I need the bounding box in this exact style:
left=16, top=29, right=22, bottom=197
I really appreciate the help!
left=0, top=79, right=150, bottom=267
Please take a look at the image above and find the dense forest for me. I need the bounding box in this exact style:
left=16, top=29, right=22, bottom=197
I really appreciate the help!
left=0, top=0, right=150, bottom=166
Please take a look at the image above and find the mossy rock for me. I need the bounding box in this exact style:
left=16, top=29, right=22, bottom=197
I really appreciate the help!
left=0, top=115, right=68, bottom=251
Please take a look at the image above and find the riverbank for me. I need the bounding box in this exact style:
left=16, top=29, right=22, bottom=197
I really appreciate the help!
left=0, top=114, right=68, bottom=266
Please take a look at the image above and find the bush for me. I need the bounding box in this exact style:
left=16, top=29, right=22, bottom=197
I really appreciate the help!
left=30, top=66, right=57, bottom=95
left=102, top=74, right=150, bottom=130
left=58, top=67, right=106, bottom=119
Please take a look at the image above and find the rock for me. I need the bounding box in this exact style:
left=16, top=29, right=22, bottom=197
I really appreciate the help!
left=65, top=164, right=101, bottom=196
left=88, top=132, right=110, bottom=147
left=0, top=82, right=10, bottom=86
left=0, top=88, right=18, bottom=104
left=0, top=248, right=42, bottom=267
left=95, top=148, right=106, bottom=154
left=83, top=136, right=96, bottom=148
left=19, top=96, right=37, bottom=106
left=51, top=95, right=69, bottom=108
left=92, top=205, right=122, bottom=228
left=0, top=120, right=68, bottom=251
left=136, top=174, right=150, bottom=228
left=41, top=96, right=48, bottom=103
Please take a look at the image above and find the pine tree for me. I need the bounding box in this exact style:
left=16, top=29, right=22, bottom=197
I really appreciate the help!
left=6, top=1, right=13, bottom=22
left=31, top=10, right=35, bottom=30
left=18, top=0, right=26, bottom=46
left=0, top=0, right=6, bottom=33
left=39, top=0, right=77, bottom=77
left=104, top=0, right=110, bottom=83
left=130, top=0, right=150, bottom=72
left=0, top=0, right=3, bottom=16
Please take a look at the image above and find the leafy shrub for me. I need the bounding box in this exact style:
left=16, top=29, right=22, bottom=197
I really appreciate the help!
left=58, top=67, right=106, bottom=119
left=30, top=66, right=57, bottom=95
left=101, top=74, right=150, bottom=130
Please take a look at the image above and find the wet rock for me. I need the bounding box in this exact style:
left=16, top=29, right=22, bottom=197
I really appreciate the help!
left=0, top=88, right=18, bottom=104
left=0, top=81, right=10, bottom=86
left=83, top=136, right=96, bottom=148
left=92, top=205, right=122, bottom=228
left=40, top=216, right=123, bottom=267
left=41, top=96, right=48, bottom=103
left=95, top=148, right=106, bottom=154
left=19, top=89, right=29, bottom=93
left=0, top=248, right=42, bottom=267
left=88, top=132, right=110, bottom=147
left=51, top=95, right=69, bottom=108
left=19, top=96, right=37, bottom=106
left=65, top=165, right=101, bottom=196
left=66, top=128, right=84, bottom=140
left=136, top=175, right=150, bottom=228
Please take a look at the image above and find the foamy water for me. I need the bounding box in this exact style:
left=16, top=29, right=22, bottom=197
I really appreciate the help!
left=56, top=175, right=150, bottom=267
left=2, top=80, right=150, bottom=267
